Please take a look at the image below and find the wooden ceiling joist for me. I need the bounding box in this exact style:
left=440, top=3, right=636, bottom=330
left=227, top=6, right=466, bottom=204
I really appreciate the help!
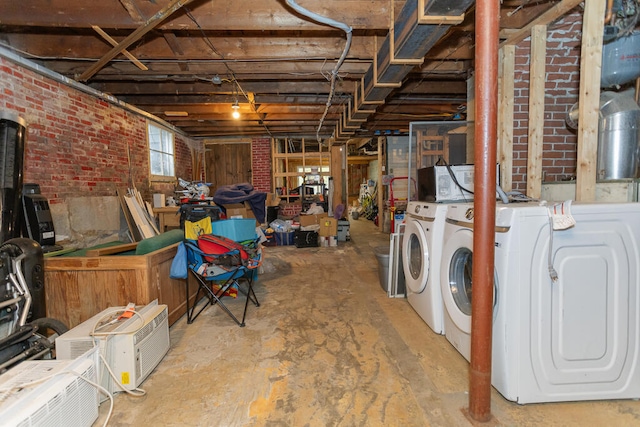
left=91, top=26, right=148, bottom=71
left=79, top=0, right=195, bottom=81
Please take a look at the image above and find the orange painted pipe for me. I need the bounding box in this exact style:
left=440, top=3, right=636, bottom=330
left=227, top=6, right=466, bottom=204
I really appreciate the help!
left=469, top=0, right=500, bottom=422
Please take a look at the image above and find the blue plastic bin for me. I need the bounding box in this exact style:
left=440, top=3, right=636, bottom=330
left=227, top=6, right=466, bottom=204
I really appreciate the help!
left=210, top=218, right=257, bottom=242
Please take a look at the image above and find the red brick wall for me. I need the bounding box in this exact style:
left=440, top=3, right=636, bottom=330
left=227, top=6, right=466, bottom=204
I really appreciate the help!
left=251, top=137, right=272, bottom=192
left=511, top=11, right=582, bottom=192
left=0, top=56, right=197, bottom=203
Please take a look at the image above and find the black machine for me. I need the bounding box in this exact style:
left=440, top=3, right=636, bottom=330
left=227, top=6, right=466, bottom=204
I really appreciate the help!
left=0, top=111, right=27, bottom=244
left=22, top=183, right=62, bottom=252
left=0, top=112, right=68, bottom=373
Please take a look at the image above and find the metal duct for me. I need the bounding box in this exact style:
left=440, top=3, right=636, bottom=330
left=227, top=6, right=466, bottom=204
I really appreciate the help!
left=597, top=91, right=640, bottom=180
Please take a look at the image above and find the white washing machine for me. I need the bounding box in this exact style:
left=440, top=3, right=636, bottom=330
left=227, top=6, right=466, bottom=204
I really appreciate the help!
left=439, top=203, right=498, bottom=362
left=492, top=201, right=640, bottom=404
left=402, top=201, right=448, bottom=334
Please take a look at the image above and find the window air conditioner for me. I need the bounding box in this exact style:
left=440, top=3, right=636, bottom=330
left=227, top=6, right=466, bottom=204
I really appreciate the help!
left=55, top=300, right=170, bottom=397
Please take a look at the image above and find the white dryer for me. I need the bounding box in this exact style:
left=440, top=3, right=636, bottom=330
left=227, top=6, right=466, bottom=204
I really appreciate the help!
left=402, top=201, right=448, bottom=334
left=492, top=202, right=640, bottom=403
left=439, top=203, right=498, bottom=362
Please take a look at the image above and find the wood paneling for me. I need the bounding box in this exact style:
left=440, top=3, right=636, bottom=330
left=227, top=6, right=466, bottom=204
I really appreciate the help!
left=205, top=142, right=252, bottom=190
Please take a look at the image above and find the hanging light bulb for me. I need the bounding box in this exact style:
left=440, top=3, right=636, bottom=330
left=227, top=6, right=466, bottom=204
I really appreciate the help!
left=231, top=101, right=240, bottom=119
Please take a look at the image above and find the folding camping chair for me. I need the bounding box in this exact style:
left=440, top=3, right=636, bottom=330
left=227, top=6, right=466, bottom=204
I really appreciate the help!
left=183, top=236, right=261, bottom=327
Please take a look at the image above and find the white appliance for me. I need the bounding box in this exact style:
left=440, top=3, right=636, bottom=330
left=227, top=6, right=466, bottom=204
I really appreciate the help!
left=56, top=300, right=170, bottom=396
left=439, top=203, right=498, bottom=361
left=492, top=202, right=640, bottom=403
left=402, top=201, right=448, bottom=334
left=0, top=347, right=100, bottom=427
left=419, top=165, right=475, bottom=202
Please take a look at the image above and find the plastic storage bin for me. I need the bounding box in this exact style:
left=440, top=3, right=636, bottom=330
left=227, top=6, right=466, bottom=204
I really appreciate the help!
left=294, top=230, right=318, bottom=248
left=374, top=246, right=389, bottom=292
left=210, top=218, right=256, bottom=242
left=275, top=231, right=295, bottom=246
left=337, top=220, right=350, bottom=241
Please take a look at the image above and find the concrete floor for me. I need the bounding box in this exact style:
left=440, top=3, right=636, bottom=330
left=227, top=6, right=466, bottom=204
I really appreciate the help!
left=97, top=218, right=640, bottom=426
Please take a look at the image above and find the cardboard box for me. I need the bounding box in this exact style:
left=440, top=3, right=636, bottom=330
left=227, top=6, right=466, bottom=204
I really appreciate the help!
left=266, top=193, right=281, bottom=207
left=223, top=203, right=257, bottom=223
left=299, top=213, right=328, bottom=227
left=224, top=203, right=247, bottom=219
left=319, top=217, right=338, bottom=237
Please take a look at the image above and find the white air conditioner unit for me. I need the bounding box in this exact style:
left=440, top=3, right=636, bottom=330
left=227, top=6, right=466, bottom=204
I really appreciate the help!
left=0, top=347, right=100, bottom=427
left=55, top=300, right=170, bottom=397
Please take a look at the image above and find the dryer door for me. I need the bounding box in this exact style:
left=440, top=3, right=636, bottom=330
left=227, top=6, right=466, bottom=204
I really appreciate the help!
left=402, top=218, right=429, bottom=294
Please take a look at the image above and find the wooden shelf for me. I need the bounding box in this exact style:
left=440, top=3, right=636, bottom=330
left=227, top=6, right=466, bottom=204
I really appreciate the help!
left=272, top=137, right=329, bottom=198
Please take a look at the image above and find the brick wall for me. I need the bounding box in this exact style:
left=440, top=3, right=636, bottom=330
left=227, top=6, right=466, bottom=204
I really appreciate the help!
left=512, top=11, right=582, bottom=192
left=0, top=56, right=198, bottom=203
left=251, top=137, right=272, bottom=192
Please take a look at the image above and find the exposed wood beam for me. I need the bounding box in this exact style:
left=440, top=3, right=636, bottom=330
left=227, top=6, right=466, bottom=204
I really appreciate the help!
left=498, top=45, right=515, bottom=192
left=118, top=0, right=144, bottom=23
left=526, top=25, right=547, bottom=199
left=576, top=0, right=605, bottom=201
left=501, top=0, right=583, bottom=47
left=162, top=32, right=188, bottom=71
left=91, top=26, right=148, bottom=71
left=4, top=33, right=377, bottom=62
left=0, top=0, right=397, bottom=31
left=78, top=0, right=195, bottom=81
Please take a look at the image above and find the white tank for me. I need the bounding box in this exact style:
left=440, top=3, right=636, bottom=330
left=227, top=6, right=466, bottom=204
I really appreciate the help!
left=601, top=32, right=640, bottom=88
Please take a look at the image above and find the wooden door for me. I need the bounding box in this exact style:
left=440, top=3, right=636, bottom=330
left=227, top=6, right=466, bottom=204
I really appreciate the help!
left=205, top=142, right=252, bottom=189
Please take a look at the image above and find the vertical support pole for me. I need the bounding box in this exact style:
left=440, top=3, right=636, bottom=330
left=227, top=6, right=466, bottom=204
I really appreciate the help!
left=526, top=25, right=547, bottom=198
left=576, top=0, right=605, bottom=201
left=498, top=45, right=515, bottom=192
left=469, top=0, right=499, bottom=421
left=378, top=136, right=386, bottom=231
left=330, top=144, right=344, bottom=212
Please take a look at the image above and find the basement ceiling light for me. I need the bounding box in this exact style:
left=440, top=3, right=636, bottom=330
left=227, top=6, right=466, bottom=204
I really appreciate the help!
left=164, top=111, right=189, bottom=117
left=231, top=101, right=240, bottom=119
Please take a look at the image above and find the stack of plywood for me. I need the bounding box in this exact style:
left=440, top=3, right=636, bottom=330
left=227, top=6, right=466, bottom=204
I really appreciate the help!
left=117, top=187, right=160, bottom=241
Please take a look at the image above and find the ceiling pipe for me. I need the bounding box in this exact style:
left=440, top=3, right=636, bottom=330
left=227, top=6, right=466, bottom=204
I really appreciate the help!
left=468, top=0, right=499, bottom=421
left=284, top=0, right=352, bottom=142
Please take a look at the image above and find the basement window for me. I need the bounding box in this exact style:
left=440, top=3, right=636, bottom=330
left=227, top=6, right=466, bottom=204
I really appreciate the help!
left=148, top=122, right=175, bottom=180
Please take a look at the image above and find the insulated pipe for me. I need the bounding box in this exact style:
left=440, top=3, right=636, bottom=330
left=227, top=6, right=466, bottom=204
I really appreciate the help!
left=469, top=0, right=499, bottom=421
left=284, top=0, right=352, bottom=142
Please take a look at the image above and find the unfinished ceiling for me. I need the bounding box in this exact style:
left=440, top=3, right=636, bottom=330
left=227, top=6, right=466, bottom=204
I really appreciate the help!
left=0, top=0, right=560, bottom=140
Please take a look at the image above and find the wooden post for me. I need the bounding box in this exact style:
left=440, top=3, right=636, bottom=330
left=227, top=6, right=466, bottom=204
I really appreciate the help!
left=526, top=25, right=547, bottom=199
left=576, top=0, right=606, bottom=201
left=498, top=45, right=515, bottom=192
left=330, top=144, right=345, bottom=212
left=378, top=136, right=386, bottom=232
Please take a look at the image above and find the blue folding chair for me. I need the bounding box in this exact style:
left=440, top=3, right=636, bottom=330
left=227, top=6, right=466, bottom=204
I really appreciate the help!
left=183, top=238, right=261, bottom=327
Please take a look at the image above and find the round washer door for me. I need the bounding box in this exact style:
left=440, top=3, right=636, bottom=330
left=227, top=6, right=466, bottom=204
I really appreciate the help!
left=441, top=227, right=499, bottom=335
left=402, top=218, right=429, bottom=294
left=441, top=228, right=473, bottom=334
